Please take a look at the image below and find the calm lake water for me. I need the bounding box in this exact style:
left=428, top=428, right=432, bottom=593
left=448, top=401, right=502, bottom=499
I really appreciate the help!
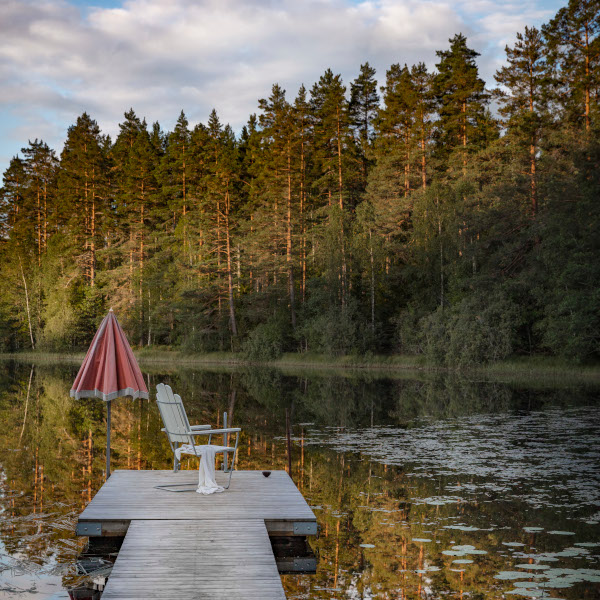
left=0, top=360, right=599, bottom=599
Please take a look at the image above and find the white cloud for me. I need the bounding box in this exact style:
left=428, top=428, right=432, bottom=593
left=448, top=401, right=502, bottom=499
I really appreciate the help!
left=0, top=0, right=562, bottom=178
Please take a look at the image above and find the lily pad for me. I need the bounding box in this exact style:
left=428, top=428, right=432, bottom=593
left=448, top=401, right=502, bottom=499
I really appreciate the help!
left=495, top=571, right=533, bottom=580
left=520, top=554, right=560, bottom=562
left=555, top=547, right=588, bottom=557
left=539, top=579, right=577, bottom=588
left=452, top=559, right=474, bottom=564
left=505, top=589, right=546, bottom=598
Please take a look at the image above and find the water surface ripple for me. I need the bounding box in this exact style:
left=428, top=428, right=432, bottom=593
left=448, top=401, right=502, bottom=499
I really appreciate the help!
left=309, top=407, right=600, bottom=516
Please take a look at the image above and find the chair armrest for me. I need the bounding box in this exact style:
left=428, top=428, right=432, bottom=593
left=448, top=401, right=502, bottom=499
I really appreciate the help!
left=190, top=424, right=212, bottom=430
left=189, top=427, right=241, bottom=435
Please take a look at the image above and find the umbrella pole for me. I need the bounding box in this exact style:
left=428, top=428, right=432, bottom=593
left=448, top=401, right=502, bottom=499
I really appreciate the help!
left=106, top=400, right=111, bottom=479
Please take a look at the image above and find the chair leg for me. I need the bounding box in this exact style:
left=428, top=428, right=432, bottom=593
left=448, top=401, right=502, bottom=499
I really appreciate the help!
left=223, top=449, right=237, bottom=489
left=173, top=455, right=180, bottom=472
left=223, top=468, right=234, bottom=489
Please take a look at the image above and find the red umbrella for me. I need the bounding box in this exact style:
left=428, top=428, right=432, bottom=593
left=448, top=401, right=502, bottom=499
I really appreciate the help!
left=71, top=308, right=148, bottom=477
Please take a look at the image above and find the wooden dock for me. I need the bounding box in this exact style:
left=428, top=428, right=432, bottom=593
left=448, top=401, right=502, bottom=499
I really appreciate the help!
left=76, top=470, right=317, bottom=599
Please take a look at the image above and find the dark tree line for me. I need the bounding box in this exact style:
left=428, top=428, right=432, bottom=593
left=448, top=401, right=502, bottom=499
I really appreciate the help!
left=1, top=0, right=599, bottom=364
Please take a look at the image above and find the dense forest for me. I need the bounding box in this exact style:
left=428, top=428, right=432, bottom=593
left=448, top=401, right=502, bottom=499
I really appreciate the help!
left=1, top=0, right=598, bottom=364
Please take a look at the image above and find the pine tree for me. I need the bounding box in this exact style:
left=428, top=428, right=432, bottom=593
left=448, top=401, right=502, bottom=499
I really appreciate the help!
left=310, top=69, right=356, bottom=210
left=257, top=84, right=298, bottom=326
left=0, top=156, right=28, bottom=245
left=58, top=113, right=109, bottom=287
left=495, top=26, right=551, bottom=215
left=21, top=140, right=58, bottom=263
left=237, top=115, right=261, bottom=295
left=123, top=118, right=165, bottom=345
left=411, top=63, right=435, bottom=189
left=433, top=34, right=490, bottom=170
left=131, top=128, right=160, bottom=343
left=110, top=110, right=145, bottom=297
left=199, top=110, right=239, bottom=339
left=375, top=64, right=417, bottom=198
left=160, top=111, right=192, bottom=260
left=150, top=121, right=166, bottom=155
left=543, top=0, right=600, bottom=132
left=368, top=62, right=434, bottom=255
left=293, top=85, right=312, bottom=302
left=310, top=70, right=359, bottom=306
left=0, top=155, right=38, bottom=349
left=349, top=62, right=379, bottom=182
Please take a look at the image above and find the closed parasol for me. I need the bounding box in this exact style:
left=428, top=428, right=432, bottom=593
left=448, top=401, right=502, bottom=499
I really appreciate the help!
left=70, top=308, right=148, bottom=478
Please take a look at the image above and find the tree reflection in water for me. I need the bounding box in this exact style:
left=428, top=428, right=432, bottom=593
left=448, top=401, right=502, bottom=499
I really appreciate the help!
left=0, top=360, right=598, bottom=599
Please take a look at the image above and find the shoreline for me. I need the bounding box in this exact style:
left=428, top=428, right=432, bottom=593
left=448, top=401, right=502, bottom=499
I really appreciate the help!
left=1, top=350, right=599, bottom=385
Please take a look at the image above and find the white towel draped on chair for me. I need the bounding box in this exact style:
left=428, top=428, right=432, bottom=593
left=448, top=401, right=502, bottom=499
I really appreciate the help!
left=174, top=444, right=229, bottom=494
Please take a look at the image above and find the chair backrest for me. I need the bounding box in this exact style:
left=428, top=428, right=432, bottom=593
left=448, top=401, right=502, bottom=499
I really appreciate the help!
left=156, top=383, right=192, bottom=444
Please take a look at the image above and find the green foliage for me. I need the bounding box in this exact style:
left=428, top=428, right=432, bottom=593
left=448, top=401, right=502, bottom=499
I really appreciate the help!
left=533, top=122, right=600, bottom=360
left=393, top=305, right=428, bottom=355
left=243, top=312, right=291, bottom=360
left=446, top=293, right=520, bottom=366
left=419, top=292, right=520, bottom=366
left=0, top=303, right=20, bottom=351
left=70, top=284, right=106, bottom=347
left=39, top=283, right=77, bottom=351
left=299, top=295, right=375, bottom=356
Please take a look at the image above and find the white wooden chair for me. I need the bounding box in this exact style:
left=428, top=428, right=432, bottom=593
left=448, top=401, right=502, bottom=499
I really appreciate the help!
left=155, top=383, right=241, bottom=491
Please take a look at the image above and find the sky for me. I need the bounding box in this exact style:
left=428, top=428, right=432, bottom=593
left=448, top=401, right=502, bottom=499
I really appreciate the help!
left=0, top=0, right=566, bottom=180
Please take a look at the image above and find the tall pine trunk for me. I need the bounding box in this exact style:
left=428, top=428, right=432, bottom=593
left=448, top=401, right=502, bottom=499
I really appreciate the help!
left=139, top=196, right=145, bottom=346
left=90, top=183, right=96, bottom=287
left=19, top=256, right=35, bottom=350
left=404, top=130, right=411, bottom=196
left=420, top=107, right=427, bottom=189
left=529, top=63, right=537, bottom=216
left=584, top=21, right=590, bottom=132
left=336, top=105, right=347, bottom=306
left=286, top=139, right=296, bottom=328
left=224, top=189, right=237, bottom=337
left=43, top=181, right=48, bottom=253
left=300, top=124, right=306, bottom=303
left=462, top=100, right=467, bottom=170
left=36, top=186, right=41, bottom=265
left=369, top=229, right=375, bottom=333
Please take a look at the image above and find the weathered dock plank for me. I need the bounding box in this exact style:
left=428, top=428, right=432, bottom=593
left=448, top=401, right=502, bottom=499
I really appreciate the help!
left=101, top=519, right=286, bottom=600
left=77, top=470, right=316, bottom=537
